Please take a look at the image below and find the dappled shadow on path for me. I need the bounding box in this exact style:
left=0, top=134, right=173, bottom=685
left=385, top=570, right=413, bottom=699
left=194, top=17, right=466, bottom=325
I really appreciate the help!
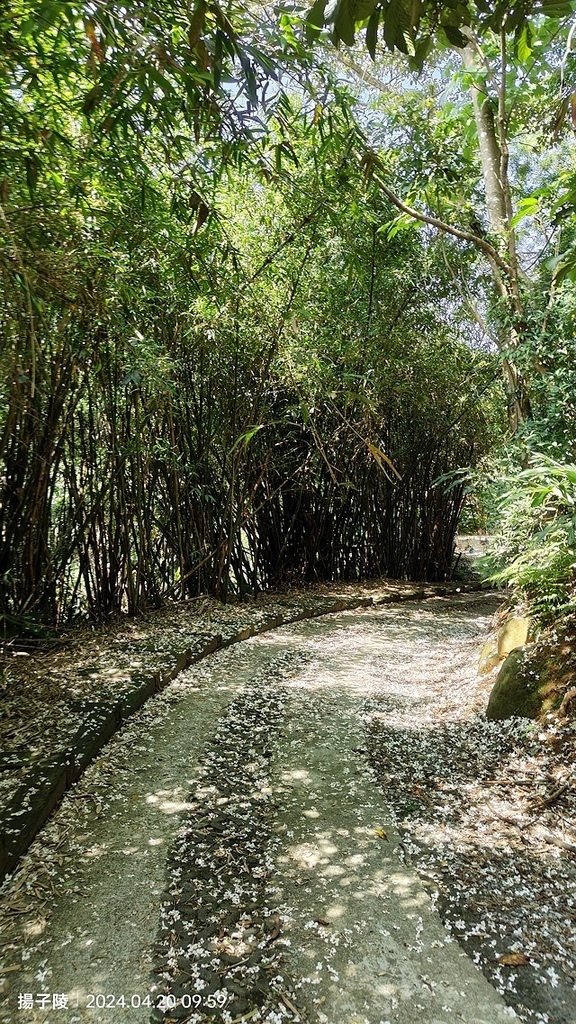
left=366, top=708, right=576, bottom=1024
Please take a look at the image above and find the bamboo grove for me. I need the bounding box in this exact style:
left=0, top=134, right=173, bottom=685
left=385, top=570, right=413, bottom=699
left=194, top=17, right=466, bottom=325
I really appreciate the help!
left=0, top=2, right=508, bottom=633
left=0, top=140, right=500, bottom=631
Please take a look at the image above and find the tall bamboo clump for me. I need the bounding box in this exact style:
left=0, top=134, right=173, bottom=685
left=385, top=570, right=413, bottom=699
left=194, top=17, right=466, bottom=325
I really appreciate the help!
left=0, top=200, right=498, bottom=632
left=245, top=376, right=477, bottom=588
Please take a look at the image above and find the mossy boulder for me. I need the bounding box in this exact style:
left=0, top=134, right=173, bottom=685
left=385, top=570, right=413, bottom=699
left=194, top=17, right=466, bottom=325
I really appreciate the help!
left=486, top=612, right=576, bottom=722
left=483, top=647, right=541, bottom=720
left=478, top=616, right=530, bottom=678
left=497, top=616, right=529, bottom=659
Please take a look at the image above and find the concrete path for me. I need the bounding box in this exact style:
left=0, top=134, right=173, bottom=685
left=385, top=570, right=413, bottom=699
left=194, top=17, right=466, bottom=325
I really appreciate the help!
left=0, top=601, right=514, bottom=1024
left=264, top=626, right=512, bottom=1024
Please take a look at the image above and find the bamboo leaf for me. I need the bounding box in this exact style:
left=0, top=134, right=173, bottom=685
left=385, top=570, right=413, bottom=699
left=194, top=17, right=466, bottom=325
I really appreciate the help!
left=366, top=8, right=379, bottom=59
left=188, top=0, right=207, bottom=48
left=229, top=425, right=264, bottom=454
left=366, top=441, right=402, bottom=480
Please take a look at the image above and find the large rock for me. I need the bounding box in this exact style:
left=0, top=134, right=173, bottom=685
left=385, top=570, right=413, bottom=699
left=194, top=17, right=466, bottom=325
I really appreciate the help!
left=486, top=647, right=545, bottom=720
left=478, top=638, right=500, bottom=675
left=478, top=616, right=530, bottom=678
left=486, top=613, right=576, bottom=722
left=497, top=616, right=529, bottom=659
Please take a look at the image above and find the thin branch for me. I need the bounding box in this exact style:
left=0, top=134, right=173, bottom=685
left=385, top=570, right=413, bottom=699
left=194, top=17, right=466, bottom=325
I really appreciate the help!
left=368, top=163, right=512, bottom=275
left=334, top=49, right=404, bottom=94
left=247, top=206, right=319, bottom=284
left=467, top=32, right=499, bottom=92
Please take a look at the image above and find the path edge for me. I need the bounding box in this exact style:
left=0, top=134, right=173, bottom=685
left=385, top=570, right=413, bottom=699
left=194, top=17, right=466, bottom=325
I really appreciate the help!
left=0, top=583, right=489, bottom=886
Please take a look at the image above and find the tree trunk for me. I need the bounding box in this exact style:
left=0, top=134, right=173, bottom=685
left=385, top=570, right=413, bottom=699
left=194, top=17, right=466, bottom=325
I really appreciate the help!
left=461, top=42, right=508, bottom=236
left=460, top=38, right=531, bottom=430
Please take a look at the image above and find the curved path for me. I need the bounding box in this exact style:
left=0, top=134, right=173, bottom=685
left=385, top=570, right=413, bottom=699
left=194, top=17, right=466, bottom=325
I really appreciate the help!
left=0, top=597, right=514, bottom=1024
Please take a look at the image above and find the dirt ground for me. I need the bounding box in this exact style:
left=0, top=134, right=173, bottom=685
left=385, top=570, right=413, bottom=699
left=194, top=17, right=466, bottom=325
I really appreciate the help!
left=1, top=592, right=575, bottom=1024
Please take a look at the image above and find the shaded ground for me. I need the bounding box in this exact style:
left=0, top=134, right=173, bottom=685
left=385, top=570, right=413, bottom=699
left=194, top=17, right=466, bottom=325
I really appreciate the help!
left=362, top=600, right=576, bottom=1024
left=0, top=581, right=439, bottom=809
left=1, top=593, right=575, bottom=1024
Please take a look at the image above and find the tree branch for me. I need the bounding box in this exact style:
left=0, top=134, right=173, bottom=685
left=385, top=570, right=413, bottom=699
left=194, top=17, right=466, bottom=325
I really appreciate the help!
left=367, top=162, right=512, bottom=275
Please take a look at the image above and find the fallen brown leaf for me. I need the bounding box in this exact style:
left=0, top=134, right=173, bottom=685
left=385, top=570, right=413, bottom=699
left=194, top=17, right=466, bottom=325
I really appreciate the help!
left=498, top=952, right=530, bottom=966
left=266, top=914, right=281, bottom=944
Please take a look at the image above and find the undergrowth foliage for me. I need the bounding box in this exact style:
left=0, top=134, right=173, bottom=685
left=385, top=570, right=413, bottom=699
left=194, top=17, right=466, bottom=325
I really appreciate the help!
left=486, top=456, right=576, bottom=621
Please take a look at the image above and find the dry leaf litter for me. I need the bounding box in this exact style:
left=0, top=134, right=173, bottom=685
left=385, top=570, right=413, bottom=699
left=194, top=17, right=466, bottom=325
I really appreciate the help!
left=363, top=601, right=576, bottom=1024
